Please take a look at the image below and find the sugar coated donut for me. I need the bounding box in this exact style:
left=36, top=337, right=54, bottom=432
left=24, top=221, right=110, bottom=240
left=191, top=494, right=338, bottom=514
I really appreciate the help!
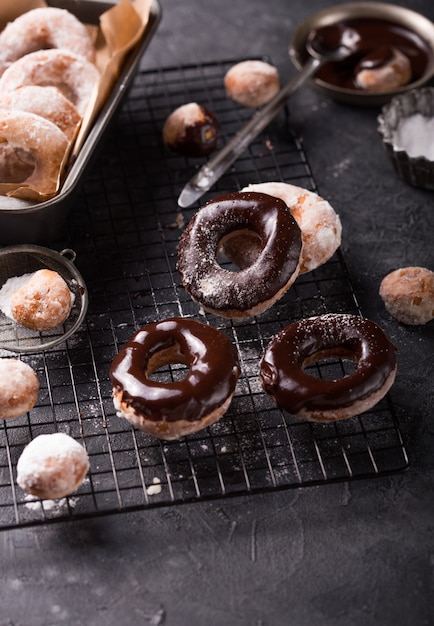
left=238, top=182, right=342, bottom=273
left=0, top=49, right=100, bottom=116
left=260, top=313, right=397, bottom=422
left=380, top=266, right=434, bottom=325
left=224, top=60, right=280, bottom=108
left=355, top=46, right=411, bottom=93
left=16, top=432, right=89, bottom=500
left=110, top=317, right=240, bottom=440
left=0, top=110, right=69, bottom=195
left=10, top=269, right=73, bottom=331
left=177, top=191, right=302, bottom=318
left=0, top=7, right=95, bottom=76
left=163, top=102, right=220, bottom=157
left=0, top=86, right=81, bottom=141
left=0, top=358, right=39, bottom=419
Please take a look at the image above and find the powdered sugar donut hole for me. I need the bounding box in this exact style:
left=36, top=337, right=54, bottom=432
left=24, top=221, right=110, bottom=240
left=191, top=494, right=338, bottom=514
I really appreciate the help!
left=0, top=358, right=39, bottom=419
left=17, top=432, right=89, bottom=500
left=224, top=60, right=280, bottom=108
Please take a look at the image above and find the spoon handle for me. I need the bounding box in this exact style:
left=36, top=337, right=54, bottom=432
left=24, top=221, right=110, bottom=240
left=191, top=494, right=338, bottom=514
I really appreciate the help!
left=178, top=56, right=322, bottom=208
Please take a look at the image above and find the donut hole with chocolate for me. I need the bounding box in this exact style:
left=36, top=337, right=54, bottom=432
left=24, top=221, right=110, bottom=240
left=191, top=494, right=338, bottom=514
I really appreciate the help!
left=163, top=102, right=220, bottom=157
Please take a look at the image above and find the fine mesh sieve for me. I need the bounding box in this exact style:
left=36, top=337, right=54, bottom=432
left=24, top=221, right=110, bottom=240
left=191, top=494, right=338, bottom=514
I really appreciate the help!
left=0, top=245, right=88, bottom=353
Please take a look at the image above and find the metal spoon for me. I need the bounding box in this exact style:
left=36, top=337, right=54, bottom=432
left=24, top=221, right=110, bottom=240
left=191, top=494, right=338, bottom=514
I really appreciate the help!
left=178, top=28, right=355, bottom=209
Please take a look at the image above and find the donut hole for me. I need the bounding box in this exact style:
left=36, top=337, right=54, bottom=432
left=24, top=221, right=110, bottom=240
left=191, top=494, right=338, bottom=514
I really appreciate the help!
left=146, top=342, right=190, bottom=383
left=0, top=144, right=35, bottom=182
left=302, top=347, right=356, bottom=380
left=218, top=229, right=262, bottom=271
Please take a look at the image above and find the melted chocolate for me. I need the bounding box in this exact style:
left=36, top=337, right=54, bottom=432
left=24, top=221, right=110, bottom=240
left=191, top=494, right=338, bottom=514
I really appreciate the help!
left=109, top=318, right=240, bottom=423
left=177, top=191, right=302, bottom=317
left=311, top=18, right=430, bottom=90
left=260, top=314, right=397, bottom=415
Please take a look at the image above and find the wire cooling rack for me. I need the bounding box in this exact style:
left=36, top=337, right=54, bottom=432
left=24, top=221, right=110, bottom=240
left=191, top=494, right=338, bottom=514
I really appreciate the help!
left=0, top=60, right=408, bottom=530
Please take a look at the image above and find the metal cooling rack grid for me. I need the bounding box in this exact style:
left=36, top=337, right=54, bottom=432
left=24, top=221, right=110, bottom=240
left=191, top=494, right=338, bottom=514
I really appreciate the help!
left=0, top=60, right=408, bottom=530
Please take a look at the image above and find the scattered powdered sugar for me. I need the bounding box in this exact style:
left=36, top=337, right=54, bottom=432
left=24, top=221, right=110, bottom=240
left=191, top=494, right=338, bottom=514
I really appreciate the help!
left=0, top=272, right=33, bottom=319
left=146, top=477, right=162, bottom=496
left=24, top=494, right=77, bottom=511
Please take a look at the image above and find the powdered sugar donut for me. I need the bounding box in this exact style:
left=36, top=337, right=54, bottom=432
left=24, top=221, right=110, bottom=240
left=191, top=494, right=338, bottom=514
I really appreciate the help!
left=0, top=7, right=95, bottom=76
left=0, top=110, right=69, bottom=196
left=10, top=269, right=73, bottom=331
left=235, top=182, right=342, bottom=273
left=0, top=49, right=99, bottom=116
left=380, top=266, right=434, bottom=325
left=224, top=60, right=280, bottom=108
left=17, top=432, right=89, bottom=500
left=0, top=86, right=81, bottom=141
left=0, top=358, right=39, bottom=419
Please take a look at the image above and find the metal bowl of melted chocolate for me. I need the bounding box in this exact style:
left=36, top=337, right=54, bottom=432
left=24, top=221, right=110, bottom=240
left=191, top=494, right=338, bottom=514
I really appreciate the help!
left=289, top=2, right=434, bottom=106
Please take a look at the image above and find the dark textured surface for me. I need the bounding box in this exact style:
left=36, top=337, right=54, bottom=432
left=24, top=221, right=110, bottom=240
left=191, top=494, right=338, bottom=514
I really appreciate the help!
left=1, top=1, right=433, bottom=625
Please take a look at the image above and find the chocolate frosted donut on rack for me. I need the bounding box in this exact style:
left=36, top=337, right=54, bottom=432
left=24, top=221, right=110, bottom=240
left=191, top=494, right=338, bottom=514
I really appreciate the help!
left=355, top=46, right=411, bottom=93
left=0, top=49, right=100, bottom=116
left=177, top=191, right=303, bottom=318
left=233, top=182, right=342, bottom=273
left=0, top=358, right=39, bottom=420
left=0, top=86, right=81, bottom=141
left=0, top=110, right=69, bottom=196
left=260, top=313, right=397, bottom=422
left=0, top=7, right=95, bottom=76
left=109, top=318, right=240, bottom=440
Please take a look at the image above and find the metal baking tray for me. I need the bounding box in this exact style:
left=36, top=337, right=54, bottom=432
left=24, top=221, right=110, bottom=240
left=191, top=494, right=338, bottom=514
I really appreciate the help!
left=0, top=0, right=162, bottom=246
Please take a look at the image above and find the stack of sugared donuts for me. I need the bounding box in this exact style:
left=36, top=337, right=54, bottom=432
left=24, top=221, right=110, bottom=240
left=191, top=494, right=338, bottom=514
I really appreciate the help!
left=0, top=7, right=99, bottom=197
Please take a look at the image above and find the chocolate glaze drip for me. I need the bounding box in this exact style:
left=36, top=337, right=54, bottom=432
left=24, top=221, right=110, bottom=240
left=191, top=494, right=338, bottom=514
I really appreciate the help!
left=260, top=313, right=397, bottom=414
left=311, top=18, right=429, bottom=90
left=177, top=191, right=302, bottom=317
left=109, top=318, right=240, bottom=423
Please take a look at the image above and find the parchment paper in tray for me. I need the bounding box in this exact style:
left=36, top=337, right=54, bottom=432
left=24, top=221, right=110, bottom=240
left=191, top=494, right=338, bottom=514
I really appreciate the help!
left=0, top=0, right=153, bottom=202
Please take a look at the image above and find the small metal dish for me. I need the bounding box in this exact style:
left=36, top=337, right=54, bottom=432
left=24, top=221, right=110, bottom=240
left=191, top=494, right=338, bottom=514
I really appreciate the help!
left=289, top=2, right=434, bottom=106
left=0, top=0, right=162, bottom=245
left=378, top=87, right=434, bottom=189
left=0, top=245, right=88, bottom=353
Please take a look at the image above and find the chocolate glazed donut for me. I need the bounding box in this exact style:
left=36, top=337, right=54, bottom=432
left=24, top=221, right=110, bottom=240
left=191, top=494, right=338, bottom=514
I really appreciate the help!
left=260, top=313, right=397, bottom=422
left=177, top=191, right=302, bottom=318
left=109, top=318, right=240, bottom=440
